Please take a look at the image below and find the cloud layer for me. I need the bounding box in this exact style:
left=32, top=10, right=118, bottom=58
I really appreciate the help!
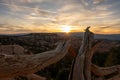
left=0, top=0, right=120, bottom=34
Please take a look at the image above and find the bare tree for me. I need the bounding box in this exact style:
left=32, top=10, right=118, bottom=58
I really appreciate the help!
left=0, top=40, right=70, bottom=80
left=68, top=27, right=120, bottom=80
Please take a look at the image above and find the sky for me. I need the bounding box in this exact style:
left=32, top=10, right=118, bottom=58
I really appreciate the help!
left=0, top=0, right=120, bottom=34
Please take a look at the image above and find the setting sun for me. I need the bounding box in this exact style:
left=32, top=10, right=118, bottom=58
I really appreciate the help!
left=61, top=25, right=71, bottom=33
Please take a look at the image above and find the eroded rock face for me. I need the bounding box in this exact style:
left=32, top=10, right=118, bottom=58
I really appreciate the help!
left=0, top=45, right=25, bottom=55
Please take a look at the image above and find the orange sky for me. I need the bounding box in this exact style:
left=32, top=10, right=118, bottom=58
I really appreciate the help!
left=0, top=0, right=120, bottom=34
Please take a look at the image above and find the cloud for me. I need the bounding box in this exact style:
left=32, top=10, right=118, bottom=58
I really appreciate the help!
left=0, top=0, right=120, bottom=34
left=2, top=0, right=43, bottom=5
left=55, top=0, right=114, bottom=26
left=0, top=23, right=32, bottom=33
left=0, top=0, right=111, bottom=24
left=99, top=22, right=120, bottom=29
left=93, top=0, right=106, bottom=4
left=0, top=23, right=22, bottom=28
left=0, top=1, right=57, bottom=22
left=56, top=3, right=112, bottom=26
left=0, top=2, right=57, bottom=14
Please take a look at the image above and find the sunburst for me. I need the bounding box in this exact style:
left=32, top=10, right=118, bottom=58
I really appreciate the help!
left=61, top=25, right=71, bottom=33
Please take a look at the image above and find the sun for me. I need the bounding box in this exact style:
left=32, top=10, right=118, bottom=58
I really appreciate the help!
left=61, top=25, right=71, bottom=33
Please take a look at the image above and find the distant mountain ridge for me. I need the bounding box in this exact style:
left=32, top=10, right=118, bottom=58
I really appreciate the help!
left=94, top=34, right=120, bottom=40
left=0, top=33, right=29, bottom=36
left=0, top=32, right=120, bottom=40
left=68, top=32, right=120, bottom=40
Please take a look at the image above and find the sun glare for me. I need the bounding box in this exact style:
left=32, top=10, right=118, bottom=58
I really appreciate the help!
left=61, top=25, right=71, bottom=33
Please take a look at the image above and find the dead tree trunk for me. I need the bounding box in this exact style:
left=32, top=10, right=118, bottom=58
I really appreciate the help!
left=0, top=40, right=70, bottom=78
left=70, top=27, right=93, bottom=80
left=68, top=27, right=120, bottom=80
